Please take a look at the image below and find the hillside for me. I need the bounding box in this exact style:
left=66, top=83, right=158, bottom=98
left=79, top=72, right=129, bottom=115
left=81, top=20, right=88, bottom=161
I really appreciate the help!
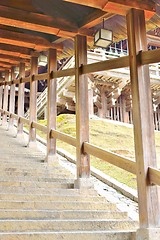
left=38, top=114, right=160, bottom=189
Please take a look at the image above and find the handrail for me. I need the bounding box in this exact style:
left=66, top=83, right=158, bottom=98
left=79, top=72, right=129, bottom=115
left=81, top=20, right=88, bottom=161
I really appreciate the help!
left=1, top=108, right=160, bottom=187
left=148, top=167, right=160, bottom=186
left=83, top=142, right=136, bottom=174
left=51, top=129, right=76, bottom=147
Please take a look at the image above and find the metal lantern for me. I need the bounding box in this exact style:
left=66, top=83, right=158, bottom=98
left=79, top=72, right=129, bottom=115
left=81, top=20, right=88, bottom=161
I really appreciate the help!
left=38, top=55, right=48, bottom=66
left=94, top=28, right=113, bottom=48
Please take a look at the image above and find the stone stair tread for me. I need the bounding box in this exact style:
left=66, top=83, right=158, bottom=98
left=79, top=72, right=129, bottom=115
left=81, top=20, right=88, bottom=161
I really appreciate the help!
left=0, top=200, right=116, bottom=211
left=0, top=177, right=75, bottom=182
left=0, top=180, right=75, bottom=188
left=0, top=189, right=98, bottom=196
left=0, top=209, right=129, bottom=219
left=0, top=193, right=106, bottom=202
left=0, top=230, right=136, bottom=240
left=0, top=219, right=138, bottom=231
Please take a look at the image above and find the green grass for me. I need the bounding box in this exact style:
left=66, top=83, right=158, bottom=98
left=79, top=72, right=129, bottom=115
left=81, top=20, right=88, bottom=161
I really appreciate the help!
left=36, top=114, right=160, bottom=189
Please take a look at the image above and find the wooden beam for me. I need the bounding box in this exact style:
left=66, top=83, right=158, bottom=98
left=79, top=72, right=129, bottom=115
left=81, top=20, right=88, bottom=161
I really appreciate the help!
left=2, top=70, right=9, bottom=126
left=127, top=8, right=160, bottom=228
left=17, top=62, right=25, bottom=135
left=46, top=48, right=57, bottom=162
left=0, top=29, right=53, bottom=51
left=0, top=43, right=32, bottom=59
left=75, top=35, right=90, bottom=184
left=0, top=5, right=78, bottom=36
left=0, top=5, right=97, bottom=39
left=0, top=54, right=29, bottom=64
left=29, top=56, right=38, bottom=144
left=0, top=61, right=15, bottom=68
left=147, top=34, right=160, bottom=47
left=64, top=0, right=155, bottom=19
left=80, top=10, right=115, bottom=29
left=8, top=67, right=16, bottom=129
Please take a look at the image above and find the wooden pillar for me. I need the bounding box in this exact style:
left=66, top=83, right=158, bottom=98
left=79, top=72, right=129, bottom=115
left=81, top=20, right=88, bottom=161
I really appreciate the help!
left=127, top=8, right=160, bottom=237
left=88, top=88, right=94, bottom=116
left=8, top=67, right=16, bottom=130
left=98, top=87, right=107, bottom=118
left=0, top=74, right=3, bottom=123
left=75, top=35, right=91, bottom=188
left=28, top=56, right=38, bottom=145
left=121, top=95, right=129, bottom=123
left=46, top=48, right=57, bottom=162
left=17, top=62, right=25, bottom=135
left=2, top=70, right=9, bottom=126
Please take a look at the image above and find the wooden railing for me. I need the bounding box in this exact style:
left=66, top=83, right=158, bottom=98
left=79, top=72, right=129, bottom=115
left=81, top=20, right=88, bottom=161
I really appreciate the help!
left=0, top=46, right=160, bottom=187
left=1, top=108, right=160, bottom=187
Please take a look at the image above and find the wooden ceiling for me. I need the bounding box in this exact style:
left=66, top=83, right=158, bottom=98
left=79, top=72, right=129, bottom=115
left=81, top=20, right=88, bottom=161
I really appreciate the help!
left=0, top=0, right=159, bottom=72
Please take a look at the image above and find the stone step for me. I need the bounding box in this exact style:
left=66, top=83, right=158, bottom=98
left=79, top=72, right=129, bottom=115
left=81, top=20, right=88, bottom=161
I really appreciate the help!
left=1, top=165, right=72, bottom=172
left=0, top=180, right=74, bottom=189
left=2, top=167, right=73, bottom=175
left=0, top=201, right=116, bottom=211
left=0, top=209, right=128, bottom=220
left=0, top=230, right=136, bottom=240
left=0, top=170, right=73, bottom=179
left=0, top=176, right=75, bottom=183
left=0, top=219, right=138, bottom=231
left=0, top=193, right=105, bottom=202
left=0, top=187, right=97, bottom=195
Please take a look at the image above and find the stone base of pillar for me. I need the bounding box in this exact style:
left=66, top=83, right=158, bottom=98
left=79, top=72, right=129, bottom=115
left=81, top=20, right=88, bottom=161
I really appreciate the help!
left=136, top=228, right=160, bottom=240
left=16, top=132, right=27, bottom=145
left=45, top=154, right=59, bottom=166
left=27, top=140, right=37, bottom=149
left=74, top=178, right=94, bottom=190
left=7, top=126, right=17, bottom=137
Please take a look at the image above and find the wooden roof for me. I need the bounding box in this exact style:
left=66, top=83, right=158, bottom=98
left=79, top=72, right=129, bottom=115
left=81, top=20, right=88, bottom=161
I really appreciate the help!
left=0, top=0, right=159, bottom=71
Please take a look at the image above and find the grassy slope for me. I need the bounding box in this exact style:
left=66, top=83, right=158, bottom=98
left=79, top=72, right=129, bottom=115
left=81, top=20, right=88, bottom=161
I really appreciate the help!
left=38, top=114, right=160, bottom=189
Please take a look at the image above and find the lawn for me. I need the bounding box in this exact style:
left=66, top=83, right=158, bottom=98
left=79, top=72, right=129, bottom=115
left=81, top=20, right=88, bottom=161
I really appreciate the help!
left=37, top=114, right=160, bottom=189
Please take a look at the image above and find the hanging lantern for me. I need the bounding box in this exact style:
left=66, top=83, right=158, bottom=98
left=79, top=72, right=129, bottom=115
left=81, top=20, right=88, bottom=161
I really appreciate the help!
left=94, top=19, right=113, bottom=48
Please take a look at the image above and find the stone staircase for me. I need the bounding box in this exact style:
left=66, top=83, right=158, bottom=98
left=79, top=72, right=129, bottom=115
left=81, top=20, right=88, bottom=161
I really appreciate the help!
left=0, top=126, right=138, bottom=239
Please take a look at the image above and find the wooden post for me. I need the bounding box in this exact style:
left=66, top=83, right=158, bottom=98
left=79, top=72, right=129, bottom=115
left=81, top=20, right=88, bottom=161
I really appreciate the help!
left=17, top=62, right=25, bottom=135
left=0, top=74, right=3, bottom=123
left=28, top=56, right=38, bottom=146
left=75, top=35, right=91, bottom=188
left=121, top=95, right=129, bottom=123
left=46, top=48, right=58, bottom=163
left=98, top=87, right=107, bottom=118
left=2, top=70, right=9, bottom=126
left=127, top=9, right=160, bottom=238
left=8, top=67, right=16, bottom=130
left=88, top=88, right=94, bottom=116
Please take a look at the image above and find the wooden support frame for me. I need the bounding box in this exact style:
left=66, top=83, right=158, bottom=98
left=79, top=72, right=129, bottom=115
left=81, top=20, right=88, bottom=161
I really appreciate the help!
left=28, top=56, right=38, bottom=144
left=46, top=48, right=57, bottom=162
left=2, top=70, right=9, bottom=126
left=121, top=95, right=129, bottom=123
left=127, top=8, right=160, bottom=229
left=75, top=35, right=90, bottom=184
left=98, top=86, right=107, bottom=118
left=8, top=66, right=16, bottom=130
left=0, top=74, right=3, bottom=123
left=17, top=62, right=25, bottom=135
